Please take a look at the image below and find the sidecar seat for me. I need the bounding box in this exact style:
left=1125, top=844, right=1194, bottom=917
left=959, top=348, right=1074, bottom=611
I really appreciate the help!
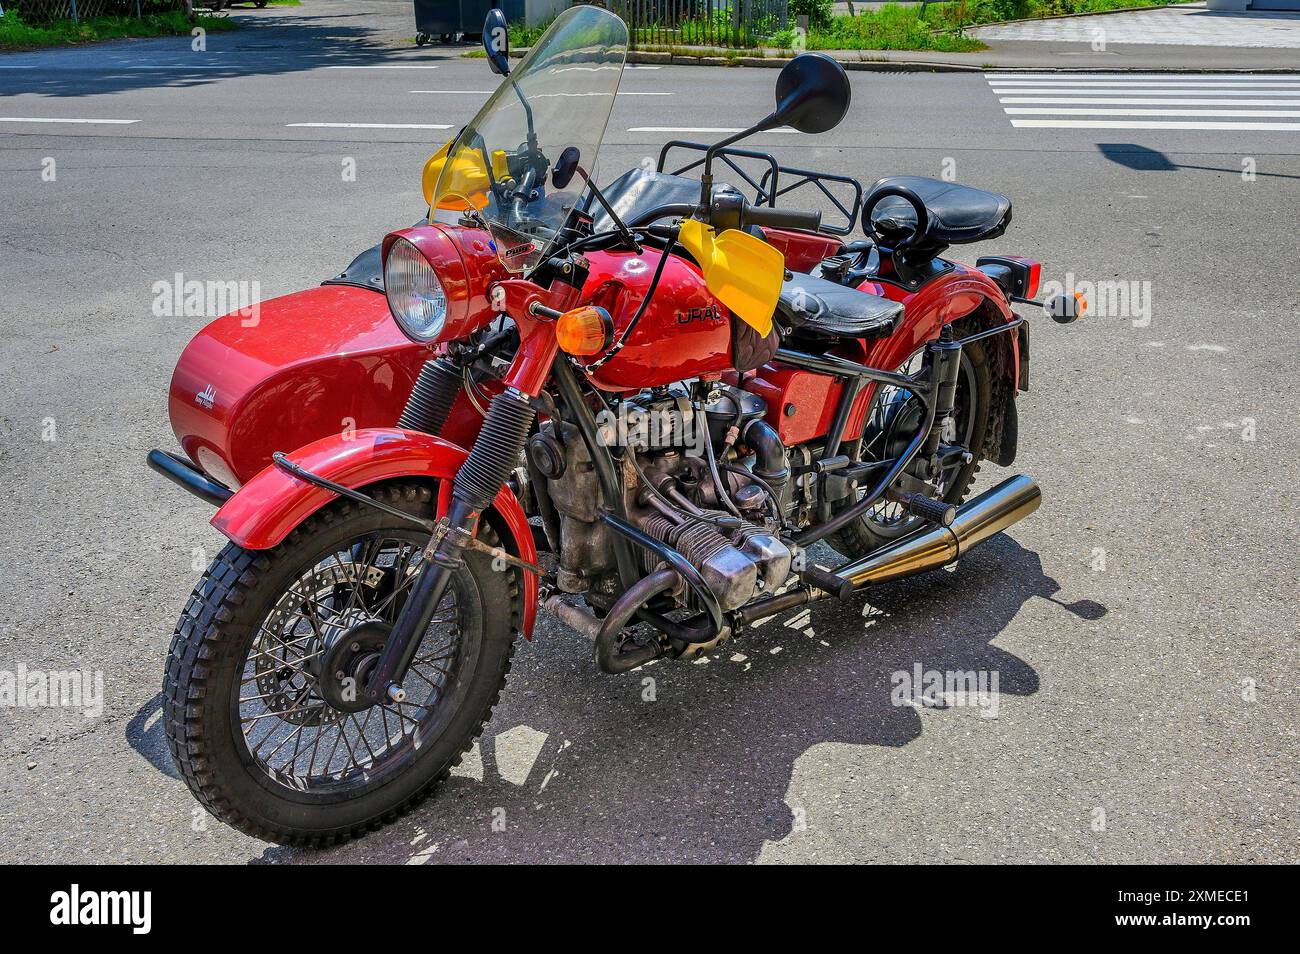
left=776, top=272, right=903, bottom=341
left=864, top=176, right=1011, bottom=257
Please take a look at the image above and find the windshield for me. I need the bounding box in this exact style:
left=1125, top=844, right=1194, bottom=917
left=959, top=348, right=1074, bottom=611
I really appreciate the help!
left=431, top=6, right=628, bottom=273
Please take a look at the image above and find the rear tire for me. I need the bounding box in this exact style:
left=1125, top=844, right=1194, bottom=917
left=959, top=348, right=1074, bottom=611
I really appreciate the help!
left=826, top=339, right=992, bottom=560
left=163, top=482, right=518, bottom=847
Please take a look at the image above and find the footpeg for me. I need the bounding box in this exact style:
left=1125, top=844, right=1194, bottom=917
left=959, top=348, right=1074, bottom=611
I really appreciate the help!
left=885, top=488, right=956, bottom=527
left=799, top=564, right=853, bottom=600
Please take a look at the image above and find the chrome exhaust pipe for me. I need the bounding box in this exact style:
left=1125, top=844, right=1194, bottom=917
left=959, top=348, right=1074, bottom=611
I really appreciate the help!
left=835, top=474, right=1041, bottom=589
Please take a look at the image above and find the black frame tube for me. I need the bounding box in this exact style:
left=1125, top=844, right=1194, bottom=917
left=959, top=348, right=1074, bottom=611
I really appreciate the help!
left=148, top=449, right=232, bottom=507
left=777, top=346, right=940, bottom=548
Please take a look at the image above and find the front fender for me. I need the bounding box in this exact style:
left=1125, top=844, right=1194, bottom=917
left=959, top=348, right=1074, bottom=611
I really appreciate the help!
left=211, top=427, right=537, bottom=637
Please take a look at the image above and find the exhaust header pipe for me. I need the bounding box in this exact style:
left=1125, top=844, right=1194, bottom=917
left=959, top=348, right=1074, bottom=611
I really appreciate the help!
left=835, top=474, right=1041, bottom=589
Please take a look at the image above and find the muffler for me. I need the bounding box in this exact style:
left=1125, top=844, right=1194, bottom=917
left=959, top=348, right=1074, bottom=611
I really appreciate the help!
left=835, top=474, right=1041, bottom=589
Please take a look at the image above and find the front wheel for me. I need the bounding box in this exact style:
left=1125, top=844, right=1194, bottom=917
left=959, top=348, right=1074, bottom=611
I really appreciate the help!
left=163, top=482, right=517, bottom=846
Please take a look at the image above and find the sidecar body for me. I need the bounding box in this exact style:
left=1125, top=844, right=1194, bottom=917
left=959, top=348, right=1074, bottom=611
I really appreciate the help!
left=150, top=244, right=428, bottom=500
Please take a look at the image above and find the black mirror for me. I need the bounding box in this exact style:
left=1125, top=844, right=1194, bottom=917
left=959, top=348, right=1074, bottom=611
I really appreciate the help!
left=763, top=53, right=850, bottom=134
left=483, top=8, right=510, bottom=76
left=552, top=146, right=581, bottom=189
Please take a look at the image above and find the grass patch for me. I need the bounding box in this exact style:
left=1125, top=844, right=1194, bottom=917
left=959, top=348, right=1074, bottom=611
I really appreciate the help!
left=0, top=10, right=237, bottom=51
left=766, top=0, right=1196, bottom=52
left=769, top=5, right=985, bottom=52
left=508, top=20, right=550, bottom=48
left=429, top=0, right=1199, bottom=57
left=921, top=0, right=1195, bottom=29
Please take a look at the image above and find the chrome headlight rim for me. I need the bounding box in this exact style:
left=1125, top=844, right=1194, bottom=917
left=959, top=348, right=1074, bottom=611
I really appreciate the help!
left=384, top=236, right=448, bottom=343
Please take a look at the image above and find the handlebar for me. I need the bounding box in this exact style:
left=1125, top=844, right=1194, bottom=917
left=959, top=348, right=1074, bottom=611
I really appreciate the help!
left=742, top=204, right=821, bottom=233
left=623, top=194, right=822, bottom=234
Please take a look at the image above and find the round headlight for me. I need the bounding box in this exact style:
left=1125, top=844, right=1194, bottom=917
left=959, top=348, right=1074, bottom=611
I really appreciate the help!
left=384, top=236, right=448, bottom=342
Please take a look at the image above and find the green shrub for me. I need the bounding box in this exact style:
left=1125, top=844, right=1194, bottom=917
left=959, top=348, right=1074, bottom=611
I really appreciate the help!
left=508, top=18, right=550, bottom=48
left=807, top=4, right=984, bottom=51
left=789, top=0, right=835, bottom=29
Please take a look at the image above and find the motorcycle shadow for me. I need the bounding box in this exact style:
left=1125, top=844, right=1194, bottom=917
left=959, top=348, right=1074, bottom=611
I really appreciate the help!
left=243, top=535, right=1104, bottom=864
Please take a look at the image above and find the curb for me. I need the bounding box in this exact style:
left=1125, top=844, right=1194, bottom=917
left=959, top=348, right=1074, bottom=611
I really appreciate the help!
left=630, top=51, right=982, bottom=72
left=626, top=50, right=1300, bottom=74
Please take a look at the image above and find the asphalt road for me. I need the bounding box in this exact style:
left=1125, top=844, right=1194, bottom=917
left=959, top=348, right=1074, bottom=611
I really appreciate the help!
left=0, top=0, right=1296, bottom=864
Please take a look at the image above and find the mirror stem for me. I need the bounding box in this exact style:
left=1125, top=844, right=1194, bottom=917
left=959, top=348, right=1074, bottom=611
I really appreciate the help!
left=698, top=113, right=779, bottom=210
left=574, top=166, right=640, bottom=253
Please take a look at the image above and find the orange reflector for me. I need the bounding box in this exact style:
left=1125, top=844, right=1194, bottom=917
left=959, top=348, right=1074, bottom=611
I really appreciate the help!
left=1075, top=292, right=1088, bottom=317
left=555, top=305, right=613, bottom=356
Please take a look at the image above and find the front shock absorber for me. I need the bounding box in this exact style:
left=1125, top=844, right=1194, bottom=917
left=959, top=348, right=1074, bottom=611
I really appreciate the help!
left=366, top=388, right=536, bottom=703
left=451, top=388, right=535, bottom=512
left=398, top=356, right=464, bottom=436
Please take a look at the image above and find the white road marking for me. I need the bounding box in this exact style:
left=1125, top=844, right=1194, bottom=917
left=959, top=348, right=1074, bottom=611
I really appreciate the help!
left=1000, top=97, right=1300, bottom=106
left=985, top=73, right=1299, bottom=81
left=1010, top=119, right=1300, bottom=131
left=410, top=89, right=670, bottom=95
left=996, top=89, right=1300, bottom=98
left=0, top=116, right=139, bottom=124
left=989, top=80, right=1300, bottom=88
left=325, top=64, right=441, bottom=69
left=1005, top=107, right=1300, bottom=117
left=628, top=126, right=799, bottom=133
left=988, top=72, right=1300, bottom=133
left=286, top=122, right=454, bottom=129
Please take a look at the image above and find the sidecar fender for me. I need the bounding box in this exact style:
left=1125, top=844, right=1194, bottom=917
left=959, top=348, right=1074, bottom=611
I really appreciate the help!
left=211, top=427, right=537, bottom=637
left=860, top=266, right=1023, bottom=464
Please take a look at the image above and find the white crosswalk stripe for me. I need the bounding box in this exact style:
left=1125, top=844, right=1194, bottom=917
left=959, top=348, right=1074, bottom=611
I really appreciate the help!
left=985, top=72, right=1300, bottom=133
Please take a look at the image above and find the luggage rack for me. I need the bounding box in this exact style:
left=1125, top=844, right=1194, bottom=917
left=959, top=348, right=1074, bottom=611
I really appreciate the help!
left=657, top=140, right=863, bottom=236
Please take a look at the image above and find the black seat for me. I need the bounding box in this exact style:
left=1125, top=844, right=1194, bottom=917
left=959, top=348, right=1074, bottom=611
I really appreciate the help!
left=865, top=176, right=1011, bottom=251
left=776, top=272, right=903, bottom=341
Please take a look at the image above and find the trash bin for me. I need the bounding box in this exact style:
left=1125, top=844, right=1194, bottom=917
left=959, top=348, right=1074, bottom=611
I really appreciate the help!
left=414, top=0, right=525, bottom=45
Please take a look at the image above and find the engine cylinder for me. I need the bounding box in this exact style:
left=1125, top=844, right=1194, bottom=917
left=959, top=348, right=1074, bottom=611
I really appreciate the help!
left=640, top=513, right=758, bottom=611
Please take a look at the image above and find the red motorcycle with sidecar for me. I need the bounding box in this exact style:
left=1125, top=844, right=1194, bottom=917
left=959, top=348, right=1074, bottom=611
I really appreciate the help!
left=149, top=6, right=1079, bottom=845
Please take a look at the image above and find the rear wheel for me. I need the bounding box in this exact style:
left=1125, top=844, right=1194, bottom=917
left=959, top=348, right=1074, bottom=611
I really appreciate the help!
left=826, top=339, right=992, bottom=560
left=163, top=482, right=517, bottom=846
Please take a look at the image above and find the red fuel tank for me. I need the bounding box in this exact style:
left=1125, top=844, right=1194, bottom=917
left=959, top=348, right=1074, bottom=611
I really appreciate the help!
left=578, top=248, right=735, bottom=392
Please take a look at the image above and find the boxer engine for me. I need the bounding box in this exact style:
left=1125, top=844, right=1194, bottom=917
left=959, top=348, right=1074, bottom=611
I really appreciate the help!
left=527, top=384, right=794, bottom=613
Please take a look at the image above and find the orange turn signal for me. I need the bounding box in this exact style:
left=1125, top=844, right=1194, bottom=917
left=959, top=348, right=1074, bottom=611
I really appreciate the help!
left=555, top=305, right=613, bottom=356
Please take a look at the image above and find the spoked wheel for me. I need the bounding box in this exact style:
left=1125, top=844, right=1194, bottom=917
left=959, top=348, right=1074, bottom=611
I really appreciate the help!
left=164, top=483, right=517, bottom=846
left=827, top=339, right=991, bottom=560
